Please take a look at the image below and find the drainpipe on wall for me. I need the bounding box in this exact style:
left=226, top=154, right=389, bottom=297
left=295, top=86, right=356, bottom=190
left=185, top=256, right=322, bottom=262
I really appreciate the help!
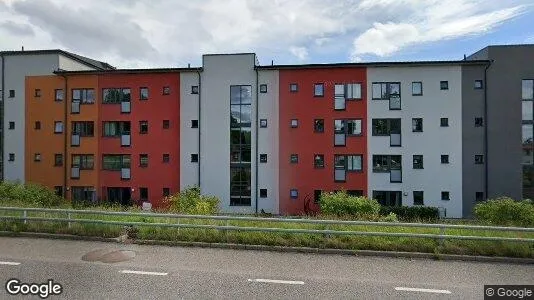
left=196, top=70, right=201, bottom=189
left=1, top=54, right=4, bottom=181
left=60, top=73, right=68, bottom=199
left=255, top=67, right=259, bottom=215
left=484, top=60, right=492, bottom=200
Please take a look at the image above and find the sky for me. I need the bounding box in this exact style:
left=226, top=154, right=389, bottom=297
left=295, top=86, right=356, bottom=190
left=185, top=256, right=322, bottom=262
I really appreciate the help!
left=0, top=0, right=533, bottom=68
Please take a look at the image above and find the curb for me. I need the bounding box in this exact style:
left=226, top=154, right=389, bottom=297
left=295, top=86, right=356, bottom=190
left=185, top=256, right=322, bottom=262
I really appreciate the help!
left=1, top=231, right=533, bottom=264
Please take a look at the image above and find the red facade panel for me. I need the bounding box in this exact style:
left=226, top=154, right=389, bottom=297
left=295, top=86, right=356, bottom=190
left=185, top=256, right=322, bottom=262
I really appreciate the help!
left=279, top=68, right=367, bottom=215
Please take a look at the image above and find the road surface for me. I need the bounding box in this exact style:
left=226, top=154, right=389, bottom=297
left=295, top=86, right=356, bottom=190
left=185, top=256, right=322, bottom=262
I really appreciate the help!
left=0, top=237, right=532, bottom=299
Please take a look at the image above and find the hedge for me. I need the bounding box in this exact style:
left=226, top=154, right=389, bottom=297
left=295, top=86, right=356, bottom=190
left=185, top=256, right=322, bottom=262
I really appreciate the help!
left=379, top=206, right=439, bottom=221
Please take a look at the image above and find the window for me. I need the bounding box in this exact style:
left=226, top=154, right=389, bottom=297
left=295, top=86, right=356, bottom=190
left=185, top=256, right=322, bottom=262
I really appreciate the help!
left=34, top=89, right=41, bottom=97
left=191, top=120, right=198, bottom=128
left=440, top=118, right=449, bottom=127
left=346, top=83, right=362, bottom=100
left=72, top=89, right=95, bottom=104
left=347, top=119, right=362, bottom=136
left=34, top=153, right=41, bottom=162
left=163, top=188, right=170, bottom=197
left=9, top=90, right=15, bottom=98
left=290, top=119, right=298, bottom=128
left=260, top=189, right=267, bottom=198
left=441, top=155, right=449, bottom=164
left=290, top=154, right=298, bottom=164
left=372, top=119, right=401, bottom=146
left=72, top=121, right=94, bottom=137
left=54, top=186, right=63, bottom=197
left=474, top=80, right=483, bottom=89
left=54, top=121, right=63, bottom=133
left=314, top=119, right=324, bottom=133
left=314, top=83, right=324, bottom=97
left=140, top=188, right=148, bottom=201
left=523, top=79, right=534, bottom=100
left=475, top=192, right=484, bottom=202
left=71, top=187, right=95, bottom=202
left=230, top=166, right=251, bottom=206
left=372, top=155, right=402, bottom=173
left=260, top=84, right=267, bottom=93
left=371, top=82, right=401, bottom=109
left=54, top=154, right=63, bottom=166
left=102, top=155, right=129, bottom=170
left=441, top=191, right=450, bottom=200
left=55, top=89, right=64, bottom=101
left=163, top=154, right=170, bottom=163
left=290, top=83, right=298, bottom=92
left=72, top=155, right=94, bottom=170
left=334, top=119, right=346, bottom=146
left=140, top=154, right=148, bottom=167
left=103, top=121, right=130, bottom=137
left=8, top=122, right=14, bottom=130
left=347, top=190, right=363, bottom=197
left=314, top=190, right=322, bottom=204
left=413, top=155, right=423, bottom=169
left=163, top=86, right=170, bottom=95
left=191, top=85, right=199, bottom=94
left=413, top=191, right=424, bottom=205
left=475, top=117, right=484, bottom=127
left=191, top=154, right=198, bottom=163
left=475, top=155, right=484, bottom=164
left=440, top=81, right=449, bottom=90
left=412, top=82, right=423, bottom=96
left=334, top=84, right=345, bottom=110
left=139, top=121, right=148, bottom=134
left=346, top=155, right=363, bottom=171
left=8, top=153, right=15, bottom=161
left=290, top=189, right=298, bottom=199
left=163, top=120, right=170, bottom=129
left=140, top=87, right=149, bottom=100
left=314, top=154, right=324, bottom=168
left=260, top=119, right=268, bottom=128
left=412, top=118, right=423, bottom=132
left=260, top=154, right=267, bottom=163
left=34, top=121, right=41, bottom=130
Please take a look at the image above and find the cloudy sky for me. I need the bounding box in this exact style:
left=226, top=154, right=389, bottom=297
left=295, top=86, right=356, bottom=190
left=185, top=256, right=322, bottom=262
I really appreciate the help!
left=0, top=0, right=533, bottom=68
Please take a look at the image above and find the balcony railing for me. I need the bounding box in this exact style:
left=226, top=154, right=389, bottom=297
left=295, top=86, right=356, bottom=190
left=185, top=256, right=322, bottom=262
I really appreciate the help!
left=334, top=134, right=346, bottom=146
left=121, top=101, right=131, bottom=113
left=121, top=168, right=131, bottom=180
left=390, top=133, right=401, bottom=147
left=390, top=169, right=402, bottom=183
left=71, top=134, right=80, bottom=146
left=71, top=101, right=80, bottom=113
left=71, top=167, right=80, bottom=179
left=121, top=134, right=131, bottom=146
left=335, top=169, right=346, bottom=182
left=389, top=96, right=401, bottom=110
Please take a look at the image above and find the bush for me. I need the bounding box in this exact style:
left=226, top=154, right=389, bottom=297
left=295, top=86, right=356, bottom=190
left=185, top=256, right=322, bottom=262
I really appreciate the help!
left=162, top=186, right=219, bottom=215
left=379, top=206, right=439, bottom=222
left=0, top=182, right=65, bottom=207
left=474, top=197, right=534, bottom=227
left=319, top=191, right=380, bottom=218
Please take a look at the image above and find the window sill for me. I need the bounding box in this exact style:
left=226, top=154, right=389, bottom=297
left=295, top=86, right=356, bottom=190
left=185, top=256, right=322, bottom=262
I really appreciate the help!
left=412, top=94, right=423, bottom=96
left=412, top=130, right=423, bottom=133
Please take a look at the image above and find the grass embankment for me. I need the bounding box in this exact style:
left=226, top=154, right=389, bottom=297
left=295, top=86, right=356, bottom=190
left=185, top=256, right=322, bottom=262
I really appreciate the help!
left=0, top=204, right=532, bottom=259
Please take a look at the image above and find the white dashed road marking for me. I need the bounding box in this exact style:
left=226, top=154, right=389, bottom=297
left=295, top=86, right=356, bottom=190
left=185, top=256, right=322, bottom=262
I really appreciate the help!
left=120, top=270, right=168, bottom=276
left=395, top=287, right=452, bottom=294
left=248, top=278, right=305, bottom=285
left=0, top=261, right=21, bottom=266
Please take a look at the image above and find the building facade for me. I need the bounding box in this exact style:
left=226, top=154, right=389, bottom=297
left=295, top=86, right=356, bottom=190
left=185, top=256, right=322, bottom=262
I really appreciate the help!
left=8, top=45, right=534, bottom=218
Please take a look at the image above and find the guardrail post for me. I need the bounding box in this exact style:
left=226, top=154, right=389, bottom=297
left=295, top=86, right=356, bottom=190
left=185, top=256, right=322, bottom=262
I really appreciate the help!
left=439, top=225, right=446, bottom=247
left=23, top=210, right=27, bottom=225
left=67, top=213, right=72, bottom=229
left=225, top=219, right=229, bottom=243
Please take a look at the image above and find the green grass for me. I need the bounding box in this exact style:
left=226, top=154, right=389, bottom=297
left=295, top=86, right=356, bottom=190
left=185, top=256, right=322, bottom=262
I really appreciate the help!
left=0, top=202, right=533, bottom=258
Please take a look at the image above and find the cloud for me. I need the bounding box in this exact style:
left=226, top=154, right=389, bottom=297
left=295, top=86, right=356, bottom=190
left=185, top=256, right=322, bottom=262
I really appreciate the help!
left=0, top=20, right=34, bottom=36
left=289, top=46, right=309, bottom=61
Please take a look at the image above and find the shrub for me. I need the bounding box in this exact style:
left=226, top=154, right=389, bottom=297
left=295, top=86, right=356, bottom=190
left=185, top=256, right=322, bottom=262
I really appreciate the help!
left=379, top=206, right=439, bottom=222
left=319, top=191, right=380, bottom=218
left=0, top=182, right=65, bottom=207
left=163, top=186, right=219, bottom=215
left=474, top=197, right=534, bottom=227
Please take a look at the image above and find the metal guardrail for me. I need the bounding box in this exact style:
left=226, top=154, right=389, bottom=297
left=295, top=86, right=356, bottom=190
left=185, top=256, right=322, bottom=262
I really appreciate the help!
left=0, top=206, right=533, bottom=243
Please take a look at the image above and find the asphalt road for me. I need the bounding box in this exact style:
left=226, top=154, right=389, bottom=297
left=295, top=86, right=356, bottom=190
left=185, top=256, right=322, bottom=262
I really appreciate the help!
left=0, top=237, right=532, bottom=299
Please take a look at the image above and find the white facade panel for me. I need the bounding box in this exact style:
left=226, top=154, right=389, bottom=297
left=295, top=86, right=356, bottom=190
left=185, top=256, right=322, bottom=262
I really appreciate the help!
left=367, top=66, right=463, bottom=218
left=179, top=72, right=200, bottom=190
left=58, top=55, right=96, bottom=71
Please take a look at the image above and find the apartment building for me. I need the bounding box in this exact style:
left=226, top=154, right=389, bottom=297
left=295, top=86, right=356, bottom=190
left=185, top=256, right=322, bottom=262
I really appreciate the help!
left=10, top=45, right=534, bottom=218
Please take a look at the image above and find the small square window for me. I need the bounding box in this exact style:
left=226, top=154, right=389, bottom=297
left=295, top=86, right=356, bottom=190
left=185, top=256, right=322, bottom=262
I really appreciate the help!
left=440, top=81, right=449, bottom=90
left=314, top=190, right=322, bottom=204
left=54, top=186, right=63, bottom=197
left=54, top=121, right=63, bottom=133
left=260, top=119, right=268, bottom=128
left=314, top=154, right=324, bottom=168
left=163, top=154, right=170, bottom=163
left=8, top=122, right=14, bottom=130
left=314, top=83, right=324, bottom=97
left=191, top=85, right=199, bottom=94
left=9, top=90, right=15, bottom=98
left=290, top=189, right=298, bottom=199
left=34, top=153, right=41, bottom=162
left=413, top=155, right=423, bottom=169
left=314, top=119, right=324, bottom=133
left=34, top=89, right=41, bottom=97
left=290, top=119, right=298, bottom=128
left=140, top=154, right=148, bottom=167
left=163, top=120, right=170, bottom=129
left=163, top=86, right=171, bottom=95
left=260, top=154, right=267, bottom=163
left=440, top=118, right=449, bottom=127
left=140, top=121, right=148, bottom=134
left=163, top=188, right=170, bottom=197
left=475, top=155, right=484, bottom=164
left=191, top=120, right=199, bottom=128
left=412, top=81, right=423, bottom=96
left=260, top=189, right=267, bottom=198
left=441, top=155, right=449, bottom=164
left=290, top=154, right=298, bottom=164
left=35, top=121, right=41, bottom=130
left=474, top=80, right=483, bottom=89
left=54, top=154, right=63, bottom=166
left=475, top=192, right=484, bottom=202
left=140, top=87, right=149, bottom=100
left=260, top=84, right=267, bottom=93
left=441, top=191, right=450, bottom=201
left=8, top=153, right=15, bottom=161
left=55, top=89, right=64, bottom=101
left=412, top=118, right=423, bottom=132
left=191, top=154, right=198, bottom=163
left=413, top=191, right=424, bottom=205
left=140, top=187, right=148, bottom=201
left=475, top=117, right=483, bottom=127
left=290, top=83, right=298, bottom=92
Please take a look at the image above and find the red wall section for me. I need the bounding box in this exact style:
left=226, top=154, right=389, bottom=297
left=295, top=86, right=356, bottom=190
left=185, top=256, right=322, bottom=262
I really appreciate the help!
left=279, top=68, right=367, bottom=215
left=98, top=73, right=180, bottom=207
